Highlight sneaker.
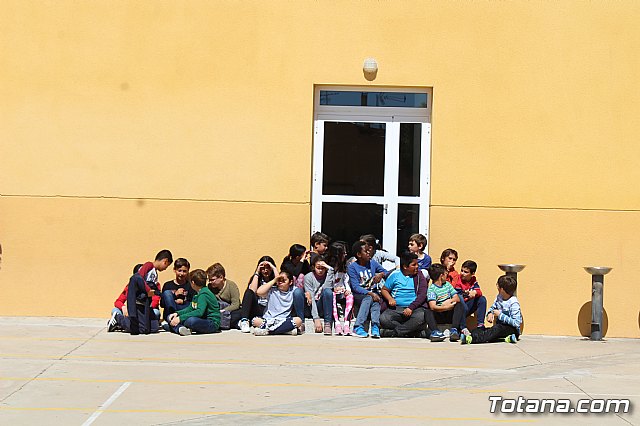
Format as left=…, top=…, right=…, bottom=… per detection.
left=505, top=334, right=518, bottom=344
left=342, top=323, right=351, bottom=336
left=370, top=324, right=380, bottom=339
left=461, top=334, right=473, bottom=345
left=107, top=312, right=118, bottom=332
left=285, top=327, right=298, bottom=336
left=353, top=326, right=368, bottom=338
left=324, top=322, right=332, bottom=336
left=476, top=323, right=485, bottom=329
left=429, top=330, right=446, bottom=342
left=240, top=319, right=251, bottom=333
left=252, top=327, right=269, bottom=336
left=443, top=328, right=451, bottom=338
left=161, top=323, right=170, bottom=332
left=449, top=328, right=460, bottom=342
left=178, top=326, right=191, bottom=336
left=334, top=322, right=343, bottom=335
left=461, top=328, right=471, bottom=336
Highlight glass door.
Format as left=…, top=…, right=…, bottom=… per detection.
left=311, top=116, right=431, bottom=256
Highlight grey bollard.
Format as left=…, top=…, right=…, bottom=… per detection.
left=584, top=267, right=612, bottom=341
left=497, top=264, right=526, bottom=296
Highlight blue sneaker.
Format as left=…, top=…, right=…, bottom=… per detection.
left=505, top=333, right=518, bottom=344
left=370, top=324, right=380, bottom=339
left=460, top=334, right=472, bottom=345
left=353, top=326, right=368, bottom=338
left=449, top=328, right=460, bottom=342
left=429, top=330, right=445, bottom=342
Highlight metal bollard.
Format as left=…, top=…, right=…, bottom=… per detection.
left=584, top=266, right=612, bottom=341
left=497, top=264, right=526, bottom=296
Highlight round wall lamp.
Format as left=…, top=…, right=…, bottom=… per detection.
left=363, top=57, right=378, bottom=81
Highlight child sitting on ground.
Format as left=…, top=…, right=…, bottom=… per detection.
left=161, top=258, right=194, bottom=321
left=107, top=263, right=142, bottom=332
left=303, top=256, right=334, bottom=334
left=252, top=263, right=303, bottom=336
left=425, top=263, right=464, bottom=342
left=165, top=269, right=221, bottom=336
left=325, top=242, right=353, bottom=335
left=454, top=260, right=487, bottom=334
left=280, top=244, right=310, bottom=290
left=360, top=234, right=400, bottom=270
left=408, top=234, right=432, bottom=277
left=206, top=262, right=242, bottom=330
left=461, top=275, right=522, bottom=344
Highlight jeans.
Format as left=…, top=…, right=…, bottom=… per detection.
left=309, top=288, right=334, bottom=323
left=424, top=302, right=465, bottom=333
left=161, top=290, right=191, bottom=321
left=170, top=316, right=218, bottom=335
left=353, top=293, right=380, bottom=329
left=292, top=287, right=305, bottom=322
left=461, top=295, right=487, bottom=328
left=470, top=322, right=518, bottom=343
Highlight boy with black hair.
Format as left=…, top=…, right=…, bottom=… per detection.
left=424, top=263, right=464, bottom=342
left=161, top=258, right=194, bottom=321
left=462, top=275, right=522, bottom=344
left=309, top=232, right=330, bottom=264
left=454, top=260, right=487, bottom=334
left=166, top=269, right=221, bottom=336
left=347, top=240, right=389, bottom=338
left=379, top=251, right=428, bottom=337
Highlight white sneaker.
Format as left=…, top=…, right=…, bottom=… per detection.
left=443, top=329, right=451, bottom=338
left=285, top=328, right=298, bottom=336
left=240, top=319, right=251, bottom=333
left=178, top=326, right=191, bottom=336
left=253, top=327, right=269, bottom=336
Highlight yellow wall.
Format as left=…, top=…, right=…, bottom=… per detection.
left=1, top=1, right=639, bottom=337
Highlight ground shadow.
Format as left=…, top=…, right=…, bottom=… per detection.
left=578, top=301, right=608, bottom=338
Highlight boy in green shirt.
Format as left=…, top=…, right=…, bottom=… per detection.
left=425, top=263, right=464, bottom=342
left=165, top=269, right=221, bottom=336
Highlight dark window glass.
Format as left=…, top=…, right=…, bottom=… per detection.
left=398, top=123, right=421, bottom=197
left=397, top=204, right=420, bottom=256
left=320, top=91, right=428, bottom=108
left=322, top=203, right=384, bottom=252
left=322, top=122, right=385, bottom=196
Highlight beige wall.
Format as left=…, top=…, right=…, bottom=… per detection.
left=1, top=1, right=639, bottom=336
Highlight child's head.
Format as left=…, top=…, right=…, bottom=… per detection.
left=497, top=275, right=517, bottom=297
left=275, top=271, right=294, bottom=292
left=351, top=240, right=371, bottom=264
left=173, top=258, right=190, bottom=283
left=408, top=234, right=427, bottom=254
left=399, top=251, right=419, bottom=275
left=440, top=248, right=458, bottom=271
left=206, top=263, right=226, bottom=291
left=427, top=263, right=446, bottom=284
left=189, top=269, right=207, bottom=291
left=310, top=232, right=330, bottom=254
left=359, top=234, right=378, bottom=251
left=154, top=249, right=174, bottom=271
left=287, top=244, right=306, bottom=262
left=133, top=263, right=143, bottom=274
left=326, top=241, right=347, bottom=271
left=256, top=256, right=276, bottom=281
left=460, top=260, right=477, bottom=283
left=311, top=255, right=328, bottom=277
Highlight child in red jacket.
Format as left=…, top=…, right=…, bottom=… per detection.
left=454, top=260, right=487, bottom=335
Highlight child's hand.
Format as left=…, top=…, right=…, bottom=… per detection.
left=305, top=292, right=312, bottom=306
left=122, top=306, right=128, bottom=317
left=369, top=293, right=381, bottom=303
left=372, top=272, right=385, bottom=283
left=403, top=307, right=412, bottom=317
left=170, top=315, right=180, bottom=327
left=492, top=309, right=501, bottom=318
left=487, top=313, right=494, bottom=323
left=388, top=298, right=397, bottom=307
left=468, top=290, right=476, bottom=298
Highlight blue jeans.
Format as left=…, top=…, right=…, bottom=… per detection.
left=461, top=295, right=487, bottom=328
left=292, top=287, right=305, bottom=322
left=161, top=290, right=190, bottom=321
left=112, top=306, right=160, bottom=320
left=310, top=288, right=335, bottom=323
left=353, top=293, right=380, bottom=329
left=170, top=316, right=218, bottom=335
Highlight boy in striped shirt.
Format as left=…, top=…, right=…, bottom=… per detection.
left=425, top=263, right=465, bottom=342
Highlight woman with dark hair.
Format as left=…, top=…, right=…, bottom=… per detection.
left=238, top=256, right=276, bottom=333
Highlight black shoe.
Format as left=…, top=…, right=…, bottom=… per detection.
left=380, top=329, right=398, bottom=338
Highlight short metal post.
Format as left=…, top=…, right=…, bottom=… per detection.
left=584, top=267, right=612, bottom=341
left=497, top=264, right=526, bottom=296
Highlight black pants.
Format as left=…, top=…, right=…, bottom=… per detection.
left=470, top=322, right=518, bottom=343
left=240, top=289, right=266, bottom=321
left=423, top=302, right=464, bottom=333
left=125, top=274, right=155, bottom=335
left=380, top=307, right=426, bottom=336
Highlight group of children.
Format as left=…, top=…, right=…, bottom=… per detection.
left=107, top=232, right=522, bottom=344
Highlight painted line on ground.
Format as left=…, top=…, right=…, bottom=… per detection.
left=506, top=390, right=640, bottom=397
left=0, top=406, right=535, bottom=422
left=0, top=376, right=504, bottom=393
left=80, top=381, right=131, bottom=426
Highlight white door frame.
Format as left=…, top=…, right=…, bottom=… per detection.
left=312, top=86, right=432, bottom=253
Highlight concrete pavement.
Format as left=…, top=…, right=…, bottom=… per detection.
left=0, top=316, right=638, bottom=425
